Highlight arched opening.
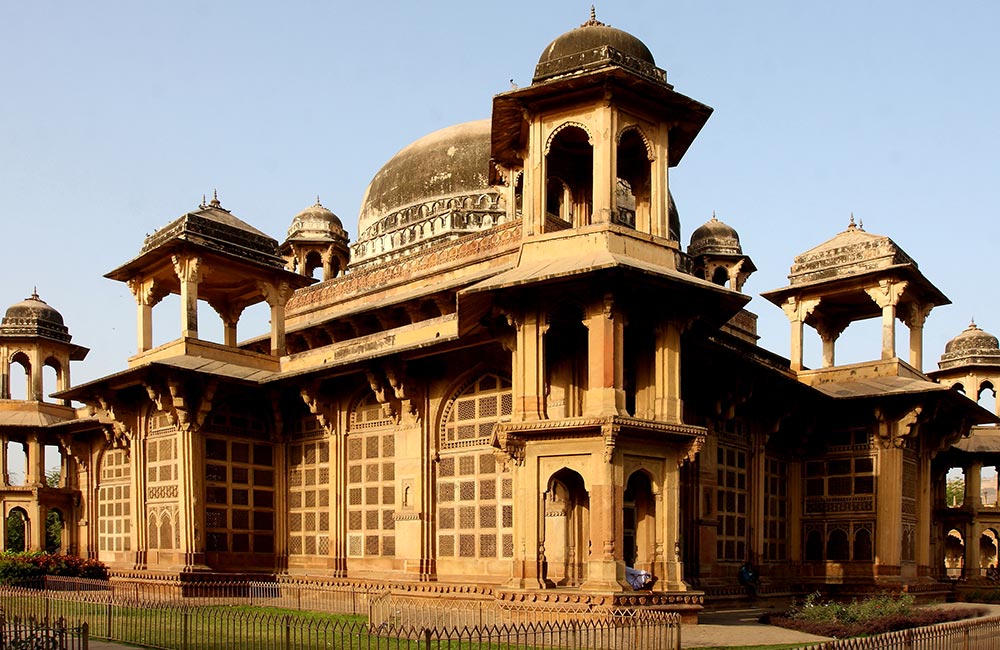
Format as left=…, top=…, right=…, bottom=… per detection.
left=45, top=508, right=63, bottom=554
left=978, top=382, right=997, bottom=420
left=827, top=528, right=849, bottom=561
left=545, top=125, right=592, bottom=230
left=6, top=441, right=26, bottom=486
left=544, top=305, right=587, bottom=419
left=616, top=128, right=651, bottom=230
left=303, top=250, right=324, bottom=280
left=947, top=467, right=966, bottom=507
left=945, top=528, right=965, bottom=578
left=513, top=172, right=524, bottom=216
left=805, top=529, right=823, bottom=561
left=159, top=513, right=174, bottom=550
left=854, top=527, right=873, bottom=561
left=42, top=360, right=60, bottom=402
left=6, top=508, right=28, bottom=552
left=543, top=468, right=589, bottom=587
left=9, top=352, right=30, bottom=400
left=981, top=529, right=999, bottom=573
left=983, top=466, right=998, bottom=507
left=147, top=514, right=158, bottom=551
left=44, top=445, right=62, bottom=487
left=624, top=470, right=656, bottom=572
left=711, top=266, right=730, bottom=287
left=545, top=177, right=573, bottom=229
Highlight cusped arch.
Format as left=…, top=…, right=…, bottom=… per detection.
left=437, top=369, right=512, bottom=447
left=617, top=124, right=655, bottom=162
left=545, top=122, right=594, bottom=155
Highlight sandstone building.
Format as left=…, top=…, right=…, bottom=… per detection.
left=1, top=13, right=997, bottom=611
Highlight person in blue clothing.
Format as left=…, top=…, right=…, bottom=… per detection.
left=738, top=561, right=760, bottom=598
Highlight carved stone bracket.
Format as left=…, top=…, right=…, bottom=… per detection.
left=366, top=368, right=399, bottom=421
left=875, top=404, right=927, bottom=449
left=167, top=377, right=218, bottom=433
left=679, top=434, right=706, bottom=466
left=300, top=381, right=337, bottom=435
left=491, top=427, right=525, bottom=470
left=601, top=422, right=620, bottom=463
left=89, top=395, right=133, bottom=451
left=780, top=296, right=821, bottom=323
left=864, top=279, right=909, bottom=310
left=126, top=277, right=170, bottom=308
left=384, top=359, right=420, bottom=420
left=56, top=433, right=91, bottom=472
left=144, top=381, right=177, bottom=425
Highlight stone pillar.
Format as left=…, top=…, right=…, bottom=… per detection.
left=511, top=308, right=547, bottom=421
left=330, top=424, right=347, bottom=577
left=26, top=434, right=43, bottom=487
left=865, top=281, right=908, bottom=361
left=175, top=422, right=207, bottom=571
left=901, top=304, right=932, bottom=372
left=258, top=281, right=294, bottom=357
left=780, top=297, right=819, bottom=372
left=131, top=429, right=147, bottom=570
left=525, top=118, right=544, bottom=237
left=815, top=318, right=847, bottom=369
left=172, top=255, right=204, bottom=340
left=0, top=347, right=9, bottom=399
left=967, top=462, right=983, bottom=508
left=210, top=301, right=246, bottom=349
left=507, top=452, right=545, bottom=589
left=584, top=296, right=624, bottom=418
left=653, top=322, right=684, bottom=423
left=967, top=521, right=982, bottom=578
left=591, top=104, right=617, bottom=224
left=582, top=439, right=624, bottom=590
left=649, top=125, right=670, bottom=239
left=915, top=453, right=932, bottom=576
left=29, top=349, right=43, bottom=402
left=749, top=434, right=767, bottom=565
left=127, top=278, right=166, bottom=354
left=0, top=436, right=8, bottom=486
left=661, top=457, right=685, bottom=589
left=875, top=443, right=904, bottom=575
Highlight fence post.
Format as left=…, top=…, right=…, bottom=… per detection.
left=297, top=586, right=302, bottom=611
left=424, top=627, right=432, bottom=650
left=81, top=621, right=89, bottom=650
left=183, top=607, right=189, bottom=650
left=105, top=599, right=112, bottom=640
left=964, top=626, right=970, bottom=650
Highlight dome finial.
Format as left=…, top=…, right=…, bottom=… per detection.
left=210, top=189, right=221, bottom=208
left=582, top=5, right=605, bottom=27
left=848, top=213, right=857, bottom=231
left=31, top=287, right=38, bottom=300
left=200, top=194, right=207, bottom=209
left=315, top=195, right=322, bottom=207
left=711, top=210, right=718, bottom=222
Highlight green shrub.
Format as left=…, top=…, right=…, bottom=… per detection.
left=0, top=552, right=109, bottom=583
left=789, top=591, right=916, bottom=625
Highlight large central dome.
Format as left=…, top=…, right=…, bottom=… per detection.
left=351, top=120, right=506, bottom=268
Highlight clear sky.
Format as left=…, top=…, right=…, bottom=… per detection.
left=1, top=1, right=998, bottom=391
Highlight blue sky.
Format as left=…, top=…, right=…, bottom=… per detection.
left=1, top=1, right=998, bottom=389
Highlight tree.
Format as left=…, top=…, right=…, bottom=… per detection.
left=45, top=468, right=60, bottom=488
left=5, top=511, right=25, bottom=552
left=946, top=478, right=965, bottom=507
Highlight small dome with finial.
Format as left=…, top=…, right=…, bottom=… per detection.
left=939, top=320, right=1000, bottom=370
left=688, top=212, right=743, bottom=257
left=0, top=290, right=72, bottom=342
left=534, top=7, right=661, bottom=83
left=285, top=197, right=349, bottom=244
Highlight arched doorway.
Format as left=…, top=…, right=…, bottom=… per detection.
left=45, top=508, right=64, bottom=554
left=6, top=507, right=28, bottom=552
left=624, top=471, right=656, bottom=573
left=980, top=529, right=999, bottom=574
left=543, top=468, right=589, bottom=587
left=945, top=528, right=965, bottom=579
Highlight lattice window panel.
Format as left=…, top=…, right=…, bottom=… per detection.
left=715, top=444, right=747, bottom=563
left=288, top=435, right=331, bottom=557
left=203, top=437, right=275, bottom=555
left=347, top=394, right=396, bottom=558
left=441, top=374, right=513, bottom=447
left=437, top=375, right=515, bottom=559
left=145, top=434, right=178, bottom=501
left=763, top=456, right=788, bottom=562
left=803, top=453, right=876, bottom=510
left=97, top=449, right=131, bottom=557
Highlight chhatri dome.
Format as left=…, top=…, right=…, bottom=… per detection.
left=285, top=198, right=348, bottom=245
left=688, top=213, right=743, bottom=257
left=0, top=290, right=72, bottom=343
left=938, top=321, right=1000, bottom=370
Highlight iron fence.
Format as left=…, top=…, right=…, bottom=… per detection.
left=0, top=583, right=682, bottom=650
left=0, top=612, right=88, bottom=650
left=797, top=614, right=1000, bottom=650
left=41, top=576, right=382, bottom=616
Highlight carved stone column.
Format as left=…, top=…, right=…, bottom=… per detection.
left=584, top=296, right=625, bottom=418
left=865, top=280, right=908, bottom=361
left=653, top=321, right=684, bottom=423
left=814, top=317, right=848, bottom=369
left=209, top=300, right=247, bottom=348
left=127, top=278, right=168, bottom=353
left=258, top=281, right=295, bottom=357
left=172, top=255, right=204, bottom=340
left=591, top=103, right=616, bottom=225
left=901, top=303, right=932, bottom=372
left=510, top=309, right=547, bottom=421
left=780, top=297, right=820, bottom=372
left=582, top=427, right=624, bottom=590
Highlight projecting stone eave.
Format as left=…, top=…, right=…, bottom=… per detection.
left=760, top=263, right=951, bottom=311
left=491, top=65, right=712, bottom=169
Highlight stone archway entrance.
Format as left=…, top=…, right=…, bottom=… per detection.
left=543, top=468, right=589, bottom=587
left=624, top=470, right=656, bottom=573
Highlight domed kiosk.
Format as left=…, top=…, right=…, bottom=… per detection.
left=280, top=199, right=350, bottom=281
left=687, top=213, right=756, bottom=291
left=929, top=321, right=1000, bottom=416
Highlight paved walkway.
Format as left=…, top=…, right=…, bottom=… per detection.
left=682, top=607, right=831, bottom=648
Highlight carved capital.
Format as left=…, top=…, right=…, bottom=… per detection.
left=900, top=303, right=933, bottom=329
left=679, top=434, right=706, bottom=466
left=780, top=296, right=820, bottom=322
left=875, top=405, right=925, bottom=449
left=491, top=428, right=525, bottom=470
left=601, top=422, right=620, bottom=463
left=208, top=299, right=249, bottom=327
left=257, top=280, right=295, bottom=309
left=300, top=382, right=336, bottom=435
left=127, top=277, right=170, bottom=308
left=864, top=280, right=908, bottom=309
left=171, top=254, right=204, bottom=284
